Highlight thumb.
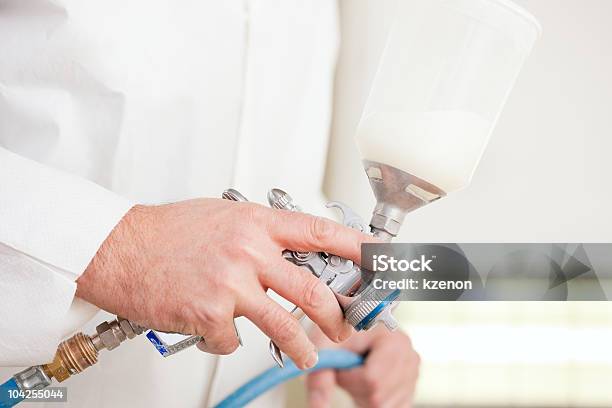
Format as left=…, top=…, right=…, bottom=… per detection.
left=306, top=369, right=336, bottom=408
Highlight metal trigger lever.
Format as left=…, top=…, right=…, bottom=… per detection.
left=269, top=307, right=306, bottom=368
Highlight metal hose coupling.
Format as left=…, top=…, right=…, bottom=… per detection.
left=41, top=317, right=144, bottom=383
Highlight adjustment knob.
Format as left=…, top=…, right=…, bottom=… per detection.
left=267, top=188, right=301, bottom=211
left=344, top=286, right=400, bottom=331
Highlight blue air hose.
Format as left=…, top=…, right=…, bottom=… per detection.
left=214, top=349, right=363, bottom=408
left=1, top=349, right=363, bottom=408
left=0, top=378, right=23, bottom=408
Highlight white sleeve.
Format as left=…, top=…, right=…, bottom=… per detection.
left=0, top=147, right=134, bottom=366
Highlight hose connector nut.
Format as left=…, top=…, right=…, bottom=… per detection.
left=13, top=366, right=52, bottom=391
left=95, top=321, right=124, bottom=351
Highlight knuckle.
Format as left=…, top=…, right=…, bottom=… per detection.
left=274, top=314, right=300, bottom=344
left=206, top=268, right=233, bottom=294
left=240, top=203, right=268, bottom=225
left=230, top=225, right=258, bottom=252
left=309, top=216, right=336, bottom=244
left=234, top=238, right=264, bottom=264
left=217, top=240, right=240, bottom=261
left=227, top=239, right=268, bottom=272
left=302, top=277, right=326, bottom=310
left=231, top=232, right=251, bottom=248
left=257, top=303, right=301, bottom=345
left=192, top=303, right=226, bottom=331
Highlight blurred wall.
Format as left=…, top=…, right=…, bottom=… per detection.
left=324, top=0, right=612, bottom=243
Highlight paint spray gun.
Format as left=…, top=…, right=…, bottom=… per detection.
left=5, top=165, right=442, bottom=397
left=148, top=176, right=441, bottom=367
left=221, top=182, right=440, bottom=367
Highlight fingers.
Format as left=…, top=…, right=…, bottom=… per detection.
left=335, top=365, right=371, bottom=403
left=336, top=329, right=420, bottom=407
left=268, top=211, right=377, bottom=264
left=306, top=369, right=337, bottom=408
left=195, top=320, right=241, bottom=355
left=261, top=260, right=353, bottom=343
left=243, top=294, right=318, bottom=370
left=190, top=302, right=240, bottom=355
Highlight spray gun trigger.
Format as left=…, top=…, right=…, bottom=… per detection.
left=269, top=342, right=284, bottom=368
left=268, top=307, right=306, bottom=368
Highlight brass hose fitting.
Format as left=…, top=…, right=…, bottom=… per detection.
left=41, top=317, right=144, bottom=383
left=42, top=333, right=97, bottom=382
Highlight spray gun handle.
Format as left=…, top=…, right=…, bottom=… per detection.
left=264, top=188, right=400, bottom=367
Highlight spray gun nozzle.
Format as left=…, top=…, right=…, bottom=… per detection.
left=364, top=160, right=446, bottom=240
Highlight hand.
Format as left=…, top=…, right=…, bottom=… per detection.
left=76, top=198, right=375, bottom=369
left=307, top=325, right=420, bottom=408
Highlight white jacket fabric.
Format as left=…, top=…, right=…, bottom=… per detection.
left=0, top=0, right=339, bottom=406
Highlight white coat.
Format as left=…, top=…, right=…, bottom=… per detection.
left=0, top=0, right=340, bottom=406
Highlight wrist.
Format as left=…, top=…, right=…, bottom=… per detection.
left=75, top=205, right=150, bottom=313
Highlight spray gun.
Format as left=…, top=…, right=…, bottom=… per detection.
left=227, top=178, right=442, bottom=366
left=3, top=176, right=431, bottom=398
left=142, top=168, right=446, bottom=366
left=237, top=182, right=438, bottom=367
left=262, top=174, right=444, bottom=366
